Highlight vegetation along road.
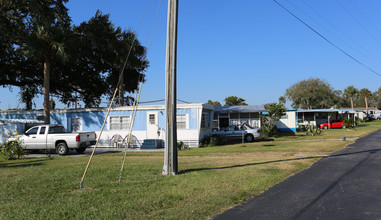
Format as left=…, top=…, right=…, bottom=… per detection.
left=1, top=120, right=381, bottom=219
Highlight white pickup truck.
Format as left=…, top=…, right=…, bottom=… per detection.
left=11, top=124, right=96, bottom=155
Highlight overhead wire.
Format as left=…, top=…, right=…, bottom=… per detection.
left=272, top=0, right=381, bottom=78
left=335, top=0, right=381, bottom=46
left=297, top=0, right=381, bottom=67
left=349, top=0, right=381, bottom=36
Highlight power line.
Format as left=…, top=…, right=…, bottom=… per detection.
left=272, top=0, right=381, bottom=78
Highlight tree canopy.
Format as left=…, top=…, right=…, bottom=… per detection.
left=0, top=1, right=149, bottom=122
left=207, top=100, right=221, bottom=107
left=285, top=78, right=338, bottom=109
left=224, top=96, right=248, bottom=106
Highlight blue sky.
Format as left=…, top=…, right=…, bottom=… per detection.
left=2, top=0, right=381, bottom=110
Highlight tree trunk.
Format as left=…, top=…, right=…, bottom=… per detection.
left=350, top=96, right=354, bottom=109
left=43, top=58, right=51, bottom=124
left=118, top=64, right=124, bottom=106
left=365, top=96, right=368, bottom=115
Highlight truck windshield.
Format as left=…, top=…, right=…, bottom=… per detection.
left=49, top=126, right=66, bottom=134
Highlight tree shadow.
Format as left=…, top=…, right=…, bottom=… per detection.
left=179, top=148, right=381, bottom=175
left=178, top=156, right=321, bottom=175
left=0, top=158, right=47, bottom=169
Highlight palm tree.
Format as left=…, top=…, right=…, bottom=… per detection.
left=359, top=88, right=372, bottom=116
left=25, top=25, right=68, bottom=124
left=344, top=85, right=358, bottom=109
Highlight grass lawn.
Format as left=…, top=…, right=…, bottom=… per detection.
left=1, top=120, right=380, bottom=219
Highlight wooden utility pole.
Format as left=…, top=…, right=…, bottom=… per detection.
left=163, top=0, right=178, bottom=175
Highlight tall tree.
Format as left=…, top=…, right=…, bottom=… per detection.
left=285, top=78, right=337, bottom=109
left=359, top=88, right=372, bottom=115
left=0, top=0, right=71, bottom=123
left=1, top=5, right=149, bottom=111
left=224, top=96, right=248, bottom=106
left=344, top=85, right=358, bottom=109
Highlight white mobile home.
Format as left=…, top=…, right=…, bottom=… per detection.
left=0, top=103, right=214, bottom=148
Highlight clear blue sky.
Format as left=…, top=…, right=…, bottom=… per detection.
left=2, top=0, right=381, bottom=110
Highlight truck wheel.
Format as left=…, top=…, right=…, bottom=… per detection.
left=323, top=125, right=328, bottom=129
left=56, top=142, right=68, bottom=155
left=75, top=147, right=86, bottom=154
left=245, top=134, right=254, bottom=142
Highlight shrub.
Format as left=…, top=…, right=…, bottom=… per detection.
left=260, top=117, right=278, bottom=138
left=343, top=118, right=355, bottom=128
left=0, top=132, right=27, bottom=160
left=177, top=141, right=187, bottom=150
left=199, top=134, right=226, bottom=147
left=305, top=125, right=322, bottom=136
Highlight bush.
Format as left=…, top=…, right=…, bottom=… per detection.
left=0, top=132, right=27, bottom=160
left=305, top=125, right=322, bottom=136
left=260, top=117, right=278, bottom=138
left=177, top=141, right=187, bottom=150
left=199, top=134, right=226, bottom=147
left=343, top=118, right=355, bottom=128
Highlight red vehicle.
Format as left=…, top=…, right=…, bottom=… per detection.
left=319, top=119, right=346, bottom=129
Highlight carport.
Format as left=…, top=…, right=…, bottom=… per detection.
left=296, top=109, right=356, bottom=128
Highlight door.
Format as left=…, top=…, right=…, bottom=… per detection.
left=35, top=126, right=47, bottom=149
left=21, top=127, right=39, bottom=149
left=146, top=111, right=159, bottom=139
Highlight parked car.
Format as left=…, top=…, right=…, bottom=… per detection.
left=8, top=124, right=96, bottom=155
left=319, top=119, right=346, bottom=129
left=212, top=123, right=261, bottom=142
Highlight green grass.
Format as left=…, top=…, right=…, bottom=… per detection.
left=1, top=120, right=380, bottom=219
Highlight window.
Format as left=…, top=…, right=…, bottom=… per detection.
left=110, top=116, right=131, bottom=130
left=26, top=127, right=38, bottom=135
left=177, top=114, right=187, bottom=129
left=120, top=116, right=130, bottom=130
left=201, top=113, right=209, bottom=129
left=39, top=127, right=46, bottom=135
left=49, top=126, right=66, bottom=134
left=71, top=117, right=82, bottom=132
left=149, top=114, right=155, bottom=125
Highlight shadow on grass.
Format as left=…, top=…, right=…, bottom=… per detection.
left=180, top=147, right=381, bottom=175
left=0, top=158, right=48, bottom=168
left=178, top=156, right=321, bottom=175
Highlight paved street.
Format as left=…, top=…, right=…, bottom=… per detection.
left=215, top=130, right=381, bottom=220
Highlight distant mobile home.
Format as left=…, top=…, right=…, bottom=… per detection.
left=277, top=109, right=357, bottom=132
left=0, top=103, right=214, bottom=148
left=212, top=105, right=266, bottom=130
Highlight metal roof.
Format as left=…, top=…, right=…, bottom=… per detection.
left=296, top=109, right=356, bottom=113
left=0, top=119, right=44, bottom=124
left=214, top=105, right=266, bottom=113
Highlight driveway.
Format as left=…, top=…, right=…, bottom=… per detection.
left=214, top=129, right=381, bottom=219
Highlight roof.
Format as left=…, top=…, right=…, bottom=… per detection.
left=296, top=109, right=357, bottom=113
left=214, top=105, right=266, bottom=113
left=0, top=103, right=214, bottom=114
left=0, top=119, right=44, bottom=124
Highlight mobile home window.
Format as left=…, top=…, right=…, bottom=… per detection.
left=149, top=114, right=155, bottom=125
left=201, top=113, right=209, bottom=129
left=110, top=116, right=130, bottom=130
left=120, top=116, right=130, bottom=130
left=177, top=114, right=187, bottom=129
left=71, top=117, right=82, bottom=132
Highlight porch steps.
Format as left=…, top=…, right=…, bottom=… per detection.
left=140, top=139, right=163, bottom=149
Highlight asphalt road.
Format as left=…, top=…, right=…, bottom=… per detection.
left=214, top=129, right=381, bottom=220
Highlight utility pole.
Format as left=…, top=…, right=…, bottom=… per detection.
left=163, top=0, right=178, bottom=175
